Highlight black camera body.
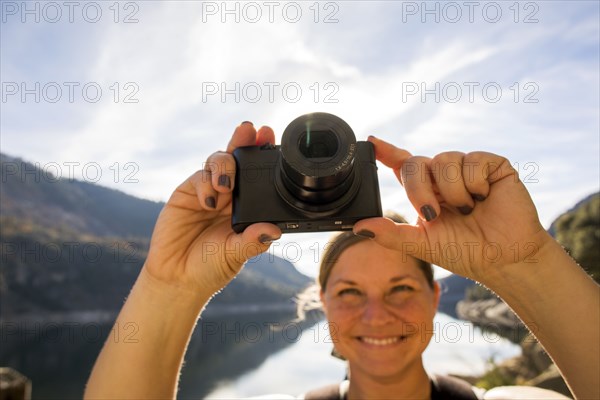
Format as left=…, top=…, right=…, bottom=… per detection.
left=231, top=113, right=382, bottom=233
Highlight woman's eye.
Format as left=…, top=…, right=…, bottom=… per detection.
left=339, top=288, right=362, bottom=296
left=391, top=285, right=414, bottom=293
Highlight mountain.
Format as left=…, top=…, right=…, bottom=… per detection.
left=436, top=274, right=477, bottom=318
left=547, top=192, right=598, bottom=238
left=0, top=153, right=311, bottom=320
left=0, top=153, right=163, bottom=238
left=549, top=192, right=599, bottom=283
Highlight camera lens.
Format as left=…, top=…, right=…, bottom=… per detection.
left=298, top=131, right=339, bottom=159
left=276, top=112, right=361, bottom=215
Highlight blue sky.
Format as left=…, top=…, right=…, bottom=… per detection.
left=2, top=0, right=599, bottom=277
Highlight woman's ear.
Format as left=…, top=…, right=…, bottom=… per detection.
left=320, top=289, right=329, bottom=316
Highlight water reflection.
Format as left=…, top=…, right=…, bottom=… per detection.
left=178, top=311, right=320, bottom=398
left=0, top=310, right=315, bottom=399
left=0, top=312, right=520, bottom=399
left=0, top=319, right=113, bottom=399
left=204, top=314, right=522, bottom=398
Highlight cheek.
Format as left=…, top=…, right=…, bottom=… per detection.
left=399, top=297, right=437, bottom=342
left=392, top=295, right=437, bottom=323
left=324, top=304, right=362, bottom=337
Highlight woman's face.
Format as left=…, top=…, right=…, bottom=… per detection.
left=321, top=240, right=440, bottom=379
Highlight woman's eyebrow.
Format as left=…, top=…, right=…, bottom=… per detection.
left=330, top=279, right=358, bottom=286
left=389, top=275, right=418, bottom=283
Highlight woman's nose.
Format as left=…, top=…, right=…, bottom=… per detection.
left=360, top=298, right=397, bottom=326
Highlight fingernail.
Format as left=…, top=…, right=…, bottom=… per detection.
left=205, top=196, right=216, bottom=209
left=472, top=194, right=486, bottom=202
left=421, top=205, right=437, bottom=222
left=241, top=121, right=253, bottom=126
left=355, top=229, right=375, bottom=239
left=368, top=135, right=377, bottom=140
left=458, top=205, right=473, bottom=215
left=218, top=175, right=231, bottom=188
left=259, top=234, right=277, bottom=244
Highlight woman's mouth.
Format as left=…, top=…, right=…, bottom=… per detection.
left=358, top=336, right=407, bottom=346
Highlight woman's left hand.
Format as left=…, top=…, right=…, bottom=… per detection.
left=353, top=136, right=553, bottom=284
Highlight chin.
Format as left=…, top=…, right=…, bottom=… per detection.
left=343, top=335, right=426, bottom=378
left=348, top=356, right=423, bottom=382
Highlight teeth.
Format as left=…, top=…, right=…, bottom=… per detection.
left=361, top=336, right=401, bottom=346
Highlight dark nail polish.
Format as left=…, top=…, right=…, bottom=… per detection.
left=354, top=229, right=375, bottom=239
left=205, top=196, right=216, bottom=209
left=241, top=121, right=253, bottom=126
left=458, top=205, right=473, bottom=215
left=421, top=205, right=437, bottom=222
left=368, top=135, right=377, bottom=140
left=218, top=175, right=231, bottom=188
left=472, top=194, right=487, bottom=202
left=259, top=234, right=276, bottom=244
left=355, top=229, right=375, bottom=239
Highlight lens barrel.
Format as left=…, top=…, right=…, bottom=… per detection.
left=277, top=113, right=360, bottom=214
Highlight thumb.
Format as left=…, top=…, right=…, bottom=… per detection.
left=353, top=217, right=427, bottom=260
left=224, top=222, right=282, bottom=270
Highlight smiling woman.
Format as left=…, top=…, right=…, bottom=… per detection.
left=297, top=215, right=565, bottom=399
left=294, top=214, right=531, bottom=399
left=83, top=122, right=598, bottom=400
left=320, top=238, right=440, bottom=398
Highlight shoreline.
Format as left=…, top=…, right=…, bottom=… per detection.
left=0, top=303, right=300, bottom=325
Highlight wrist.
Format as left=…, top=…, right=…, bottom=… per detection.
left=477, top=234, right=575, bottom=304
left=475, top=231, right=556, bottom=286
left=138, top=266, right=212, bottom=313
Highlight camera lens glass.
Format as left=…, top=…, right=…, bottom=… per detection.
left=298, top=131, right=339, bottom=159
left=277, top=113, right=360, bottom=213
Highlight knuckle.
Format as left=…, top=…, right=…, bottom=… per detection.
left=192, top=169, right=210, bottom=182
left=206, top=151, right=231, bottom=168
left=465, top=151, right=495, bottom=165
left=202, top=161, right=215, bottom=173
left=402, top=156, right=428, bottom=172
left=401, top=158, right=421, bottom=177
left=431, top=151, right=464, bottom=167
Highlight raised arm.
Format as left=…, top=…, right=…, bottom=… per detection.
left=354, top=136, right=599, bottom=400
left=84, top=123, right=282, bottom=399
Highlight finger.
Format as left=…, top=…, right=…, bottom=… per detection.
left=430, top=151, right=475, bottom=215
left=368, top=136, right=413, bottom=183
left=206, top=151, right=236, bottom=193
left=353, top=217, right=430, bottom=261
left=256, top=125, right=276, bottom=146
left=463, top=151, right=518, bottom=200
left=224, top=222, right=282, bottom=268
left=184, top=170, right=220, bottom=211
left=226, top=121, right=258, bottom=153
left=401, top=156, right=440, bottom=222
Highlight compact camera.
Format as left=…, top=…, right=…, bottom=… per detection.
left=231, top=112, right=382, bottom=233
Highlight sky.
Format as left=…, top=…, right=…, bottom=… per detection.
left=1, top=0, right=599, bottom=278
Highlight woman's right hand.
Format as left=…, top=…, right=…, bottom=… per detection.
left=142, top=122, right=282, bottom=297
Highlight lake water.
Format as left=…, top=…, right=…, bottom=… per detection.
left=1, top=312, right=520, bottom=399
left=190, top=313, right=521, bottom=398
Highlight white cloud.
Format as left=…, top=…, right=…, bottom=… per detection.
left=1, top=1, right=598, bottom=276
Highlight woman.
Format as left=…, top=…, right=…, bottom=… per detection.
left=84, top=122, right=599, bottom=399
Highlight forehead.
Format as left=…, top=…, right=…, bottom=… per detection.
left=328, top=240, right=423, bottom=283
